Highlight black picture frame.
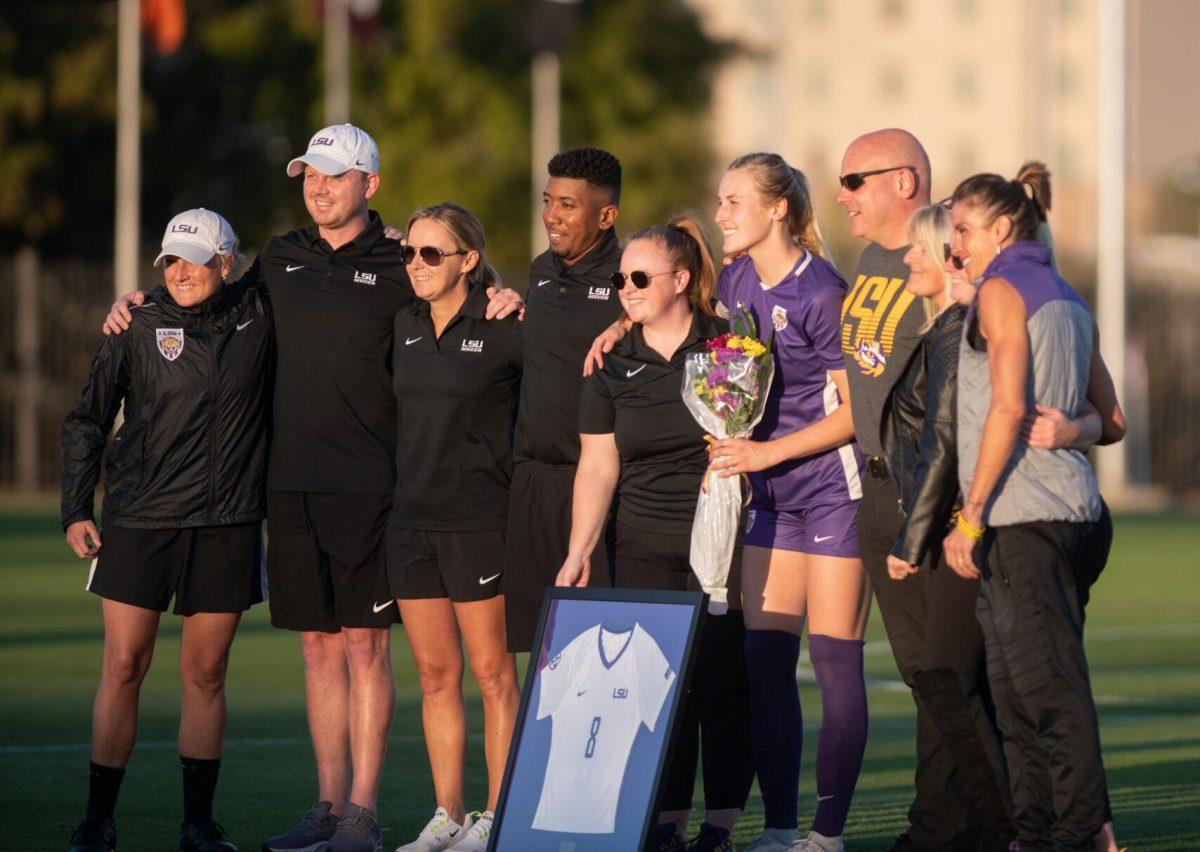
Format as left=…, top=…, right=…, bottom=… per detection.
left=489, top=587, right=706, bottom=851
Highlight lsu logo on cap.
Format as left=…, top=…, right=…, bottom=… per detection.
left=170, top=223, right=199, bottom=234
left=771, top=305, right=788, bottom=332
left=156, top=328, right=185, bottom=362
left=313, top=137, right=335, bottom=147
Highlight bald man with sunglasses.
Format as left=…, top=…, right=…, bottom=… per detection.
left=835, top=129, right=1013, bottom=852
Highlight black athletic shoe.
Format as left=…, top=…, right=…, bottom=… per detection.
left=261, top=802, right=338, bottom=852
left=327, top=804, right=381, bottom=852
left=70, top=815, right=116, bottom=852
left=647, top=822, right=686, bottom=852
left=687, top=823, right=734, bottom=852
left=180, top=817, right=237, bottom=851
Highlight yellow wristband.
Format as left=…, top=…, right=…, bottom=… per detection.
left=956, top=513, right=985, bottom=539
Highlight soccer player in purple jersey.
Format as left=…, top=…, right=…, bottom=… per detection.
left=707, top=153, right=868, bottom=852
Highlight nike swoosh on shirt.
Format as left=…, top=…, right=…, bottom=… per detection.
left=626, top=365, right=646, bottom=378
left=236, top=320, right=253, bottom=331
left=576, top=689, right=588, bottom=697
left=817, top=794, right=835, bottom=802
left=405, top=336, right=423, bottom=345
left=536, top=279, right=551, bottom=287
left=372, top=600, right=395, bottom=613
left=285, top=264, right=305, bottom=272
left=479, top=572, right=502, bottom=585
left=814, top=535, right=834, bottom=543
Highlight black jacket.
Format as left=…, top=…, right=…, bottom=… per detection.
left=884, top=304, right=966, bottom=565
left=61, top=284, right=273, bottom=530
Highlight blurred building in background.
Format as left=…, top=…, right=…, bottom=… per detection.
left=688, top=0, right=1200, bottom=258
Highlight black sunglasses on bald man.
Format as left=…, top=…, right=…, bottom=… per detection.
left=839, top=165, right=916, bottom=192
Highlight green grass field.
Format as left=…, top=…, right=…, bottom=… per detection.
left=2, top=505, right=1198, bottom=850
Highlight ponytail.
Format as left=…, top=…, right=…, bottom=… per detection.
left=628, top=214, right=717, bottom=316
left=726, top=152, right=828, bottom=258
left=950, top=159, right=1052, bottom=243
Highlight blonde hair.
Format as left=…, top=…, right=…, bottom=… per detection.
left=627, top=214, right=717, bottom=316
left=906, top=205, right=955, bottom=332
left=726, top=152, right=828, bottom=258
left=404, top=202, right=500, bottom=289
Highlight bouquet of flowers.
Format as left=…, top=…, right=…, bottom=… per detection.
left=682, top=307, right=774, bottom=613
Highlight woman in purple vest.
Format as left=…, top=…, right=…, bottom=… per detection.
left=944, top=162, right=1113, bottom=852
left=707, top=153, right=867, bottom=852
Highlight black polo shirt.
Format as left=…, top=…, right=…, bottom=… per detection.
left=243, top=211, right=413, bottom=493
left=390, top=285, right=523, bottom=531
left=515, top=228, right=624, bottom=465
left=579, top=311, right=728, bottom=534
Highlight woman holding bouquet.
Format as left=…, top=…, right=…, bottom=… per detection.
left=387, top=204, right=522, bottom=852
left=557, top=216, right=755, bottom=852
left=709, top=153, right=867, bottom=852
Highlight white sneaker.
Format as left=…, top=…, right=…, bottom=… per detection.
left=449, top=811, right=492, bottom=852
left=744, top=828, right=797, bottom=852
left=394, top=808, right=473, bottom=852
left=790, top=831, right=844, bottom=852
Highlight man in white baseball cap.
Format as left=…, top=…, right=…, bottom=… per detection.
left=286, top=123, right=380, bottom=178
left=153, top=208, right=238, bottom=269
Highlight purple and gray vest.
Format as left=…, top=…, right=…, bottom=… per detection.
left=957, top=241, right=1101, bottom=526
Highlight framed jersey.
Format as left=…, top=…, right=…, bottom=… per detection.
left=491, top=587, right=705, bottom=851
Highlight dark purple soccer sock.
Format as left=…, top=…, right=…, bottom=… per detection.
left=808, top=634, right=868, bottom=838
left=744, top=629, right=802, bottom=830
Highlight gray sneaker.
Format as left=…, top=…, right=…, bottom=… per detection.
left=261, top=802, right=338, bottom=852
left=329, top=804, right=382, bottom=852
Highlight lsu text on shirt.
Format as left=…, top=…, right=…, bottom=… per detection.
left=718, top=252, right=862, bottom=510
left=839, top=242, right=924, bottom=458
left=532, top=622, right=676, bottom=834
left=245, top=212, right=413, bottom=494
left=390, top=285, right=523, bottom=531
left=516, top=229, right=624, bottom=466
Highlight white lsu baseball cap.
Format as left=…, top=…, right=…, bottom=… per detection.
left=154, top=208, right=238, bottom=268
left=286, top=123, right=380, bottom=178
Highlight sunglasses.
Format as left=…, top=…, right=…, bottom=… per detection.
left=943, top=243, right=965, bottom=270
left=838, top=165, right=916, bottom=191
left=609, top=270, right=676, bottom=289
left=400, top=245, right=468, bottom=266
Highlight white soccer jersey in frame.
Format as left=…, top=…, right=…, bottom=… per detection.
left=531, top=622, right=676, bottom=834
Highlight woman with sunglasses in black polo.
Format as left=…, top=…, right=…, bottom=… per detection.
left=387, top=203, right=522, bottom=852
left=558, top=217, right=754, bottom=852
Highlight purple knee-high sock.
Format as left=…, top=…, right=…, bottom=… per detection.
left=744, top=629, right=802, bottom=830
left=808, top=633, right=868, bottom=838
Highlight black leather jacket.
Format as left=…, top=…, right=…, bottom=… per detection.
left=883, top=304, right=966, bottom=565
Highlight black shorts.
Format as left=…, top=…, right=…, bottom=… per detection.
left=387, top=528, right=506, bottom=603
left=266, top=491, right=398, bottom=632
left=88, top=523, right=265, bottom=615
left=503, top=460, right=614, bottom=652
left=613, top=521, right=743, bottom=602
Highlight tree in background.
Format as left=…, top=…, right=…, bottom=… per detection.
left=2, top=0, right=725, bottom=284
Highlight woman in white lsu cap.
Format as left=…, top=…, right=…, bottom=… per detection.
left=61, top=208, right=274, bottom=852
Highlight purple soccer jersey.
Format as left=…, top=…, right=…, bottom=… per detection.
left=718, top=253, right=863, bottom=510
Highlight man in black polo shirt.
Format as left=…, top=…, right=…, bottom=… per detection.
left=504, top=147, right=625, bottom=652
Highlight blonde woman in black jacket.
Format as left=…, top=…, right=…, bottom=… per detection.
left=61, top=209, right=271, bottom=852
